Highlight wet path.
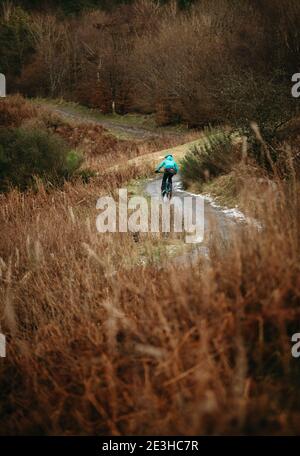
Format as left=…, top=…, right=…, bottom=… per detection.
left=145, top=175, right=243, bottom=262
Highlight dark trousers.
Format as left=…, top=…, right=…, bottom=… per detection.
left=161, top=171, right=173, bottom=194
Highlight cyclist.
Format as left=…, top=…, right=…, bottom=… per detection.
left=155, top=154, right=179, bottom=197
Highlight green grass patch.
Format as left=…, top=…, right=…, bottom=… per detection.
left=180, top=127, right=240, bottom=187
left=201, top=172, right=240, bottom=208
left=34, top=98, right=190, bottom=135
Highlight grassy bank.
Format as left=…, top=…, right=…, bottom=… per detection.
left=1, top=96, right=300, bottom=435
left=1, top=154, right=300, bottom=435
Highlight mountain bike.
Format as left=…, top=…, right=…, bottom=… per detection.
left=156, top=170, right=174, bottom=200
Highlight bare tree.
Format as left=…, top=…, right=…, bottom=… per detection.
left=30, top=14, right=73, bottom=97
left=1, top=1, right=14, bottom=22
left=76, top=9, right=134, bottom=113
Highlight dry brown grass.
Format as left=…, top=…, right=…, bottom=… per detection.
left=0, top=147, right=300, bottom=435
left=1, top=95, right=300, bottom=436
left=0, top=94, right=38, bottom=127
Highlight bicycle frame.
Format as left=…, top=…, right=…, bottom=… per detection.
left=156, top=170, right=173, bottom=200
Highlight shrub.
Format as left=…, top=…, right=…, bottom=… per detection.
left=180, top=127, right=239, bottom=187
left=0, top=94, right=38, bottom=127
left=0, top=127, right=83, bottom=191
left=0, top=95, right=70, bottom=131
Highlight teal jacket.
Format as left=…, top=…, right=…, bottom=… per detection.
left=155, top=154, right=179, bottom=173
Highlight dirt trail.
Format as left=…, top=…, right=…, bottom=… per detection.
left=48, top=106, right=165, bottom=140
left=145, top=174, right=243, bottom=262
left=50, top=103, right=245, bottom=258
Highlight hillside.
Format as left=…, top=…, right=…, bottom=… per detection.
left=1, top=0, right=300, bottom=438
